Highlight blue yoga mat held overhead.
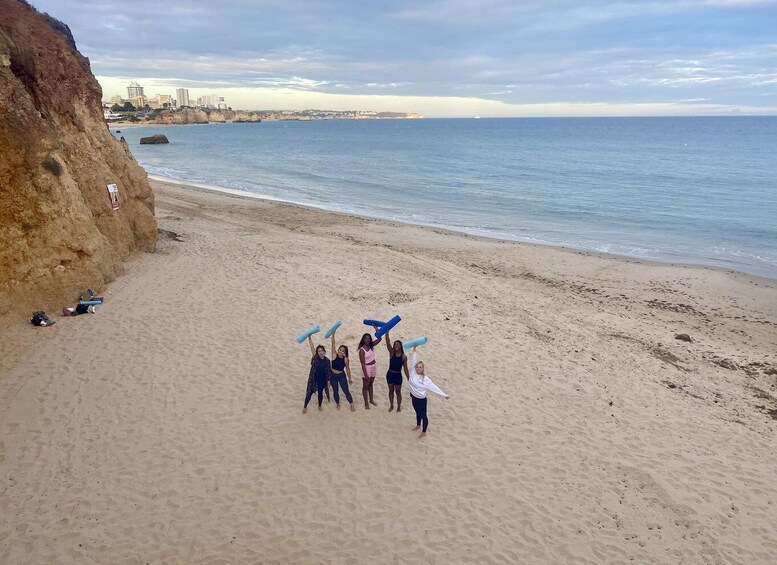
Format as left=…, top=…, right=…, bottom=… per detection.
left=374, top=315, right=401, bottom=338
left=403, top=336, right=428, bottom=350
left=363, top=319, right=386, bottom=327
left=295, top=325, right=320, bottom=344
left=324, top=321, right=342, bottom=338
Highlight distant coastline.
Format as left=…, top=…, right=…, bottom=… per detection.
left=106, top=107, right=422, bottom=126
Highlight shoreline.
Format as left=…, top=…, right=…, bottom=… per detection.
left=149, top=175, right=777, bottom=286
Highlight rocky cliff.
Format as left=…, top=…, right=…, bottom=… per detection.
left=0, top=0, right=157, bottom=314
left=147, top=108, right=263, bottom=125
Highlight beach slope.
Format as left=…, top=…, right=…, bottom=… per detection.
left=1, top=179, right=775, bottom=563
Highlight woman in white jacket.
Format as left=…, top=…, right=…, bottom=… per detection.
left=406, top=347, right=449, bottom=438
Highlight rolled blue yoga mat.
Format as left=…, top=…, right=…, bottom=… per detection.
left=295, top=325, right=320, bottom=343
left=374, top=315, right=401, bottom=338
left=324, top=321, right=342, bottom=338
left=79, top=300, right=102, bottom=306
left=363, top=319, right=386, bottom=327
left=403, top=336, right=428, bottom=349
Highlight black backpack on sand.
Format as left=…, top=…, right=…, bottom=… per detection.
left=30, top=311, right=54, bottom=327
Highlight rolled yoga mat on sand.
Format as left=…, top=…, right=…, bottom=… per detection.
left=402, top=336, right=428, bottom=349
left=295, top=325, right=320, bottom=344
left=324, top=321, right=342, bottom=338
left=78, top=300, right=103, bottom=306
left=374, top=315, right=401, bottom=338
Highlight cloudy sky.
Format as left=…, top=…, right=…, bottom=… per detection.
left=32, top=0, right=777, bottom=116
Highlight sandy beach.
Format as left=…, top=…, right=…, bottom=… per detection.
left=1, top=178, right=776, bottom=563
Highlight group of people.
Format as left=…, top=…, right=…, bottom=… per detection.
left=303, top=326, right=449, bottom=438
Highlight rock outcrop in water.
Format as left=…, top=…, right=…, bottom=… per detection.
left=0, top=0, right=157, bottom=314
left=140, top=134, right=170, bottom=145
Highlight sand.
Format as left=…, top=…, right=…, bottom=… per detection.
left=1, top=178, right=776, bottom=564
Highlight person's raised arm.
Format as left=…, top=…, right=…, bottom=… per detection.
left=331, top=330, right=336, bottom=359
left=411, top=347, right=418, bottom=369
left=371, top=326, right=382, bottom=348
left=385, top=329, right=393, bottom=354
left=307, top=334, right=315, bottom=356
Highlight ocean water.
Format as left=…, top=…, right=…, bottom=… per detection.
left=118, top=117, right=777, bottom=278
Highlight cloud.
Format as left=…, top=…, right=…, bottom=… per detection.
left=32, top=0, right=777, bottom=114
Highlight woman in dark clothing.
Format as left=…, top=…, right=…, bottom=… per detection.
left=383, top=329, right=409, bottom=413
left=303, top=335, right=331, bottom=414
left=330, top=328, right=355, bottom=412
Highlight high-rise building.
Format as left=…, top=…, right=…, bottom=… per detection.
left=127, top=81, right=144, bottom=98
left=176, top=88, right=190, bottom=107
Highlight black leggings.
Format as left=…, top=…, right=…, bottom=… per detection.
left=330, top=372, right=353, bottom=404
left=411, top=395, right=428, bottom=432
left=304, top=374, right=330, bottom=408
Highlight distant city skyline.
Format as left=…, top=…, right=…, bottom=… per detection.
left=32, top=0, right=777, bottom=117
left=108, top=83, right=226, bottom=110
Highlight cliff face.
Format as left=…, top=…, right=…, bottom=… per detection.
left=147, top=108, right=262, bottom=125
left=0, top=0, right=156, bottom=313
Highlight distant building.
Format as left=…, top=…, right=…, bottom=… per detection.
left=195, top=94, right=223, bottom=109
left=156, top=94, right=173, bottom=107
left=176, top=88, right=190, bottom=107
left=109, top=95, right=124, bottom=105
left=130, top=95, right=148, bottom=109
left=103, top=109, right=122, bottom=122
left=127, top=81, right=144, bottom=98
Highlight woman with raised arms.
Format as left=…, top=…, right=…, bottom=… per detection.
left=406, top=346, right=449, bottom=438
left=303, top=334, right=331, bottom=414
left=384, top=329, right=409, bottom=413
left=329, top=328, right=356, bottom=412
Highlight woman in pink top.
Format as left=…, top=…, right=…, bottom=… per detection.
left=358, top=330, right=382, bottom=410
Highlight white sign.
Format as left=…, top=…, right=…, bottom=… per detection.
left=106, top=183, right=119, bottom=210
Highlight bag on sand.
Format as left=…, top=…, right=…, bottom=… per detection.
left=30, top=311, right=55, bottom=327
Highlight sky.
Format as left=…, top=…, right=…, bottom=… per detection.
left=31, top=0, right=777, bottom=117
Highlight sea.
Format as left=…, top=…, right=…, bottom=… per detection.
left=117, top=117, right=777, bottom=279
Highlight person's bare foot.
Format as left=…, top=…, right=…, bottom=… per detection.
left=365, top=403, right=370, bottom=410
left=418, top=432, right=426, bottom=439
left=397, top=407, right=401, bottom=413
left=303, top=407, right=308, bottom=414
left=388, top=405, right=394, bottom=412
left=350, top=404, right=356, bottom=412
left=336, top=403, right=341, bottom=411
left=370, top=400, right=377, bottom=406
left=318, top=406, right=323, bottom=411
left=412, top=425, right=420, bottom=431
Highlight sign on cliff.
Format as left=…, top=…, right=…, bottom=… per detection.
left=107, top=183, right=119, bottom=210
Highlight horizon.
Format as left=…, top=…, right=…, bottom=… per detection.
left=31, top=0, right=777, bottom=118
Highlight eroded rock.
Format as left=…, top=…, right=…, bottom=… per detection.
left=0, top=0, right=157, bottom=312
left=140, top=134, right=170, bottom=145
